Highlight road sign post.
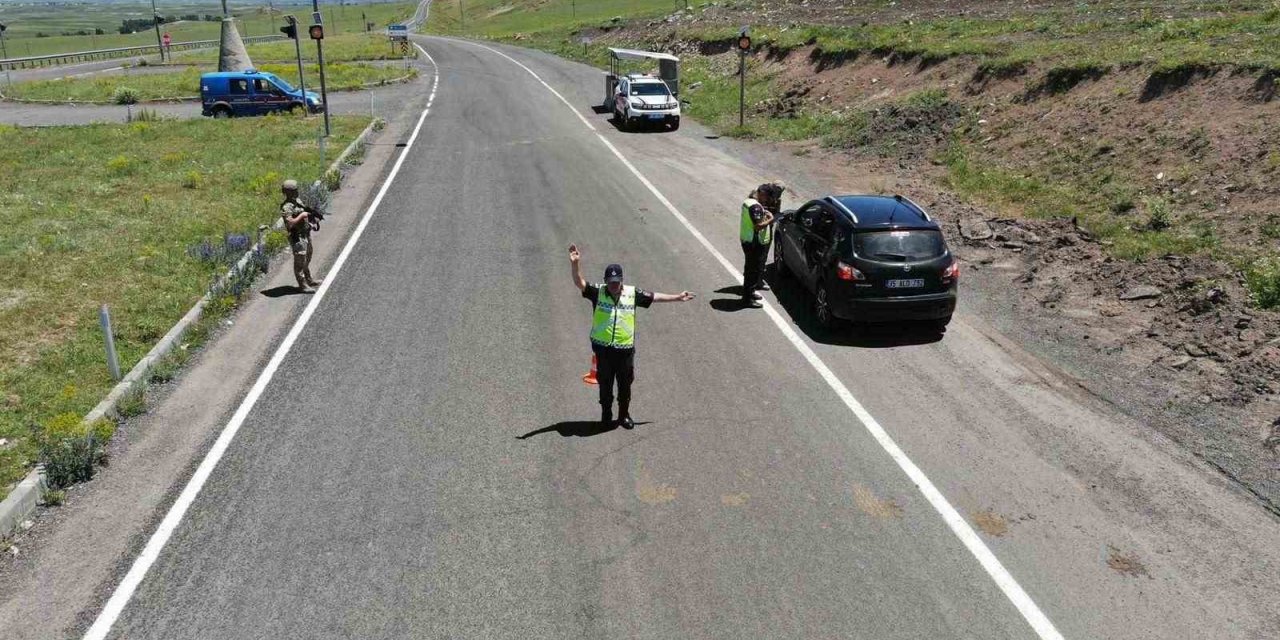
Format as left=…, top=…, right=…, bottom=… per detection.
left=150, top=0, right=165, bottom=62
left=737, top=27, right=751, bottom=128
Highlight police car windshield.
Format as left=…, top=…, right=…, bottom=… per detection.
left=630, top=83, right=670, bottom=96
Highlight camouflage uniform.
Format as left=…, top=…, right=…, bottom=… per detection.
left=280, top=179, right=318, bottom=289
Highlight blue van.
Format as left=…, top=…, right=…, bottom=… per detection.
left=200, top=70, right=322, bottom=118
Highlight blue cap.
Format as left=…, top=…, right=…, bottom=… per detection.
left=604, top=264, right=624, bottom=283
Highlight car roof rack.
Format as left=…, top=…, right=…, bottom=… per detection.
left=823, top=196, right=859, bottom=224
left=892, top=194, right=931, bottom=222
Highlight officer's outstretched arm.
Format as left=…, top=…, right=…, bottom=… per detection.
left=568, top=244, right=586, bottom=292
left=653, top=291, right=696, bottom=303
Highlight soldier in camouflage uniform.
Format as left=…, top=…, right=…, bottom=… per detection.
left=280, top=179, right=321, bottom=292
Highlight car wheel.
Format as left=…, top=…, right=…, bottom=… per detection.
left=670, top=117, right=680, bottom=131
left=814, top=281, right=839, bottom=330
left=933, top=315, right=953, bottom=332
left=212, top=107, right=231, bottom=119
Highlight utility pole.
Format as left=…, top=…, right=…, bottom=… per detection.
left=459, top=0, right=465, bottom=29
left=151, top=0, right=165, bottom=62
left=310, top=0, right=330, bottom=136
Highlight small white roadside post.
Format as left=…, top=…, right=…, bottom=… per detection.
left=99, top=305, right=121, bottom=381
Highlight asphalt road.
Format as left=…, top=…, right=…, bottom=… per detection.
left=85, top=36, right=1280, bottom=639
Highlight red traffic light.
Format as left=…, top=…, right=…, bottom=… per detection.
left=309, top=24, right=324, bottom=40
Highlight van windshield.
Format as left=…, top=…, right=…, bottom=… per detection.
left=272, top=77, right=296, bottom=93
left=854, top=230, right=946, bottom=262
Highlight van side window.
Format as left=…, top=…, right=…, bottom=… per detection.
left=229, top=79, right=248, bottom=95
left=253, top=78, right=277, bottom=94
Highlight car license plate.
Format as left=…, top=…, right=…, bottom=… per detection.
left=646, top=114, right=664, bottom=119
left=886, top=278, right=925, bottom=289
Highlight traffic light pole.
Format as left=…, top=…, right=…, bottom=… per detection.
left=150, top=0, right=164, bottom=62
left=311, top=0, right=331, bottom=136
left=284, top=16, right=306, bottom=103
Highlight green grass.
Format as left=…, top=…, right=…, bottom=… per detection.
left=0, top=114, right=369, bottom=497
left=0, top=2, right=417, bottom=59
left=6, top=61, right=414, bottom=102
left=170, top=32, right=420, bottom=65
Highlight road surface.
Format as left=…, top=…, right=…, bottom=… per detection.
left=78, top=35, right=1280, bottom=639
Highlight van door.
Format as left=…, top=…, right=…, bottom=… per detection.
left=226, top=77, right=253, bottom=115
left=252, top=78, right=291, bottom=114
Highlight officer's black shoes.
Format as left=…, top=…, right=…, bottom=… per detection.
left=619, top=416, right=635, bottom=430
left=750, top=290, right=764, bottom=301
left=758, top=282, right=771, bottom=291
left=601, top=408, right=614, bottom=428
left=744, top=298, right=763, bottom=308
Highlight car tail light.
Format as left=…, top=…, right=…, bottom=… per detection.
left=836, top=261, right=866, bottom=281
left=942, top=261, right=960, bottom=284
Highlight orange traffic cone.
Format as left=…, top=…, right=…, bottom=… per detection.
left=583, top=354, right=598, bottom=385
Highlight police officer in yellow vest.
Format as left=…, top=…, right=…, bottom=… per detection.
left=569, top=244, right=695, bottom=429
left=741, top=182, right=785, bottom=308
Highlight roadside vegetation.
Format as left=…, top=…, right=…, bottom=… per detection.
left=0, top=115, right=369, bottom=497
left=427, top=0, right=1280, bottom=299
left=4, top=61, right=414, bottom=103
left=0, top=1, right=416, bottom=59
left=169, top=32, right=422, bottom=65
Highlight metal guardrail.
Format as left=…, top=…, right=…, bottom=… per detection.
left=0, top=35, right=286, bottom=71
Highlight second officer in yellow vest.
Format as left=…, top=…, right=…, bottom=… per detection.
left=740, top=182, right=785, bottom=308
left=569, top=244, right=695, bottom=430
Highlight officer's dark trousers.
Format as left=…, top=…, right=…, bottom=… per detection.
left=741, top=241, right=770, bottom=297
left=594, top=346, right=635, bottom=415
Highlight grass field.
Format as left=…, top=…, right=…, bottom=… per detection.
left=170, top=31, right=420, bottom=65
left=0, top=1, right=417, bottom=59
left=0, top=114, right=369, bottom=496
left=6, top=60, right=415, bottom=102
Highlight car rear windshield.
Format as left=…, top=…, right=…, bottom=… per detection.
left=854, top=230, right=946, bottom=261
left=630, top=83, right=670, bottom=96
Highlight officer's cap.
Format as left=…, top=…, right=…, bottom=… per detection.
left=604, top=264, right=624, bottom=283
left=281, top=179, right=299, bottom=191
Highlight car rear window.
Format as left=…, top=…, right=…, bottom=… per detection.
left=854, top=230, right=946, bottom=261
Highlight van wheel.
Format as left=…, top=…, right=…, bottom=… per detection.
left=212, top=106, right=231, bottom=119
left=289, top=102, right=306, bottom=115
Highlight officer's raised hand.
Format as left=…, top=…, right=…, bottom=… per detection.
left=568, top=244, right=586, bottom=292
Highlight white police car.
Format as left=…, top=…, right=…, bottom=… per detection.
left=612, top=74, right=680, bottom=132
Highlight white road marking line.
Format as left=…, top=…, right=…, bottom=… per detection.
left=450, top=37, right=1067, bottom=640
left=61, top=66, right=124, bottom=79
left=80, top=44, right=442, bottom=640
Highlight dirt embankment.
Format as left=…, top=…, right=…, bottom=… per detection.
left=582, top=6, right=1280, bottom=509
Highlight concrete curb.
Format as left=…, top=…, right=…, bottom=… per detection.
left=0, top=118, right=379, bottom=541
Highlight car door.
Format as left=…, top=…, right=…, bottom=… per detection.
left=800, top=205, right=838, bottom=289
left=780, top=202, right=818, bottom=282
left=617, top=79, right=631, bottom=116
